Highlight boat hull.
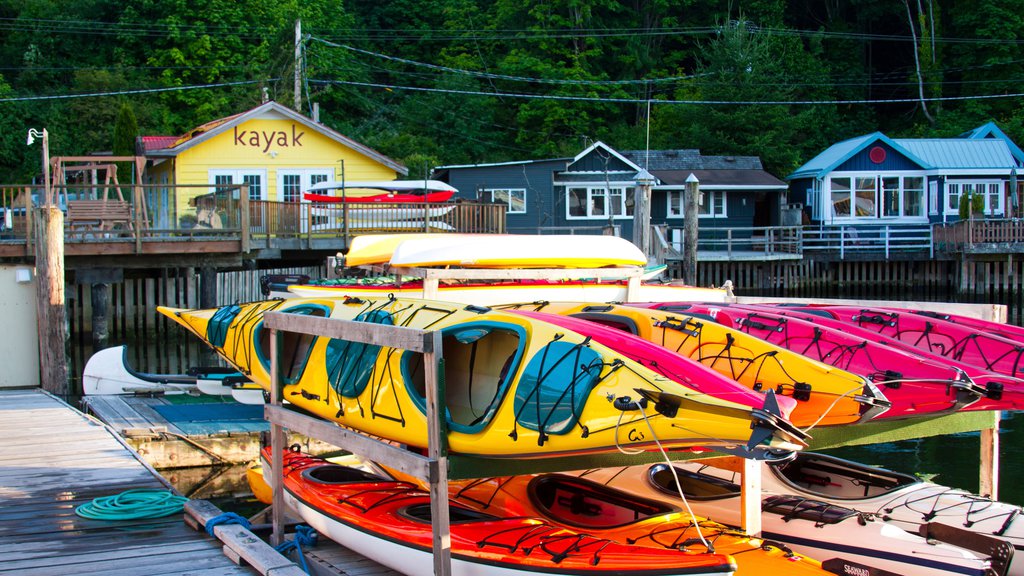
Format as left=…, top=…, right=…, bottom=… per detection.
left=266, top=448, right=739, bottom=576
left=575, top=463, right=995, bottom=576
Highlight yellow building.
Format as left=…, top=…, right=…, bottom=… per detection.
left=142, top=100, right=406, bottom=228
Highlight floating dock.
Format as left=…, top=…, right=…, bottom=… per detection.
left=0, top=388, right=269, bottom=575
left=81, top=393, right=335, bottom=468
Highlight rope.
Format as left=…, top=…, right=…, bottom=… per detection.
left=204, top=511, right=251, bottom=536
left=275, top=525, right=319, bottom=573
left=74, top=489, right=188, bottom=520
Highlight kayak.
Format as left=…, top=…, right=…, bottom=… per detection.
left=260, top=447, right=740, bottom=576
left=388, top=233, right=647, bottom=269
left=159, top=296, right=807, bottom=459
left=901, top=309, right=1024, bottom=344
left=283, top=279, right=730, bottom=307
left=641, top=303, right=987, bottom=419
left=791, top=306, right=1024, bottom=380
left=762, top=451, right=1023, bottom=576
left=82, top=344, right=248, bottom=396
left=732, top=305, right=1024, bottom=412
left=302, top=179, right=457, bottom=203
left=380, top=466, right=831, bottom=575
left=574, top=462, right=999, bottom=576
left=507, top=309, right=801, bottom=420
left=498, top=302, right=889, bottom=428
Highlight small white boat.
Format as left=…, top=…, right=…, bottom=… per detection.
left=82, top=345, right=250, bottom=397
left=576, top=461, right=1004, bottom=576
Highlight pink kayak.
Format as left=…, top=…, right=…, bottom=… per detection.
left=509, top=309, right=808, bottom=456
left=737, top=304, right=1024, bottom=412
left=788, top=306, right=1024, bottom=380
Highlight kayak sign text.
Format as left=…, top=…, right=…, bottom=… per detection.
left=233, top=125, right=305, bottom=153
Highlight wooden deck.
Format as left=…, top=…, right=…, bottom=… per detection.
left=0, top=388, right=259, bottom=576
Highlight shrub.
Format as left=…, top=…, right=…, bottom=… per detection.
left=959, top=193, right=985, bottom=219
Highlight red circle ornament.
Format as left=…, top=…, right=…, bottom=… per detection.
left=869, top=146, right=887, bottom=164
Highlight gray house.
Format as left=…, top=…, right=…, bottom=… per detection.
left=788, top=122, right=1023, bottom=226
left=433, top=141, right=788, bottom=239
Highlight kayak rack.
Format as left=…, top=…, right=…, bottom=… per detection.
left=261, top=297, right=1007, bottom=575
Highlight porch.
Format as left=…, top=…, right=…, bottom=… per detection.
left=934, top=218, right=1024, bottom=255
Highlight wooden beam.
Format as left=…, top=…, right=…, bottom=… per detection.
left=263, top=311, right=434, bottom=352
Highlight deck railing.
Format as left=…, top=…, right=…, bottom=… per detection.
left=658, top=225, right=803, bottom=261
left=934, top=218, right=1024, bottom=253
left=0, top=182, right=504, bottom=254
left=802, top=223, right=933, bottom=259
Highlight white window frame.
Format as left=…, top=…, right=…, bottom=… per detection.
left=564, top=183, right=635, bottom=220
left=666, top=189, right=727, bottom=218
left=945, top=180, right=1004, bottom=217
left=826, top=172, right=928, bottom=222
left=209, top=169, right=268, bottom=201
left=485, top=188, right=527, bottom=214
left=276, top=169, right=333, bottom=203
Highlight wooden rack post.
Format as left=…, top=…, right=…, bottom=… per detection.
left=264, top=312, right=451, bottom=575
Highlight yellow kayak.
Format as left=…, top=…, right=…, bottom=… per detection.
left=496, top=302, right=890, bottom=428
left=159, top=296, right=806, bottom=459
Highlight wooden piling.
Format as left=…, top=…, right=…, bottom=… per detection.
left=91, top=281, right=109, bottom=351
left=34, top=205, right=68, bottom=396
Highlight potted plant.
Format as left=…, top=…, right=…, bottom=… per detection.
left=959, top=193, right=985, bottom=220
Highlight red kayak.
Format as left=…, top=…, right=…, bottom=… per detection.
left=266, top=447, right=739, bottom=576
left=302, top=179, right=457, bottom=203
left=634, top=302, right=1024, bottom=413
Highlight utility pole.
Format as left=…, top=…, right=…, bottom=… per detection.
left=683, top=173, right=699, bottom=285
left=294, top=19, right=302, bottom=113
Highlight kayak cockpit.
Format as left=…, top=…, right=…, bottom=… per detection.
left=770, top=452, right=919, bottom=500
left=528, top=475, right=676, bottom=529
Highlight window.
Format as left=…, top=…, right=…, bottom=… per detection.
left=828, top=174, right=927, bottom=220
left=566, top=185, right=634, bottom=219
left=830, top=178, right=851, bottom=217
left=276, top=170, right=332, bottom=203
left=667, top=190, right=726, bottom=218
left=946, top=181, right=1004, bottom=216
left=487, top=188, right=526, bottom=214
left=209, top=170, right=267, bottom=200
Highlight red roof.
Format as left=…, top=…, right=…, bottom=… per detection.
left=141, top=136, right=180, bottom=153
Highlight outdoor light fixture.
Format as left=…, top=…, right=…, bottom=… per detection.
left=25, top=127, right=53, bottom=206
left=26, top=128, right=46, bottom=146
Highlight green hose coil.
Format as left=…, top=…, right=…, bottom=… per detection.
left=75, top=489, right=189, bottom=520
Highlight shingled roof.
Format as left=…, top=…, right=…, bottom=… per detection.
left=620, top=150, right=764, bottom=171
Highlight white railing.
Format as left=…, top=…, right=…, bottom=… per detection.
left=660, top=225, right=803, bottom=261
left=802, top=223, right=933, bottom=259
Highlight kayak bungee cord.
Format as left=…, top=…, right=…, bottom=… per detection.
left=634, top=400, right=713, bottom=553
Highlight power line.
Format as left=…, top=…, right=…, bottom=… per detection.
left=309, top=78, right=1024, bottom=106
left=0, top=79, right=274, bottom=103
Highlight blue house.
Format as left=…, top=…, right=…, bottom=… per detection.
left=788, top=123, right=1023, bottom=226
left=433, top=142, right=788, bottom=238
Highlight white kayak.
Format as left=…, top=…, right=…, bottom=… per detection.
left=576, top=461, right=1004, bottom=576
left=282, top=279, right=729, bottom=306
left=82, top=344, right=252, bottom=397
left=763, top=451, right=1022, bottom=575
left=388, top=233, right=647, bottom=268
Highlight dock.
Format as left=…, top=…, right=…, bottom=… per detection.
left=81, top=393, right=336, bottom=468
left=0, top=388, right=263, bottom=576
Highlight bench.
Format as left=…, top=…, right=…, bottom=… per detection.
left=66, top=200, right=134, bottom=232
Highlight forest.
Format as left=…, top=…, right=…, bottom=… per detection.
left=0, top=0, right=1022, bottom=182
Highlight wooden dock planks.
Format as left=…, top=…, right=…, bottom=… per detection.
left=0, top=389, right=258, bottom=576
